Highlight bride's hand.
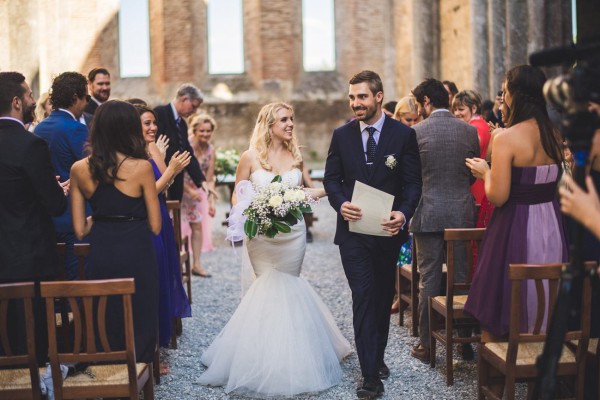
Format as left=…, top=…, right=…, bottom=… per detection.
left=305, top=187, right=326, bottom=199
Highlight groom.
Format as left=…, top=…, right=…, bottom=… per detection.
left=324, top=70, right=422, bottom=399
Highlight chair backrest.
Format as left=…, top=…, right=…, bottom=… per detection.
left=507, top=262, right=593, bottom=361
left=443, top=228, right=486, bottom=293
left=166, top=200, right=182, bottom=249
left=0, top=282, right=41, bottom=399
left=73, top=243, right=90, bottom=280
left=41, top=279, right=137, bottom=399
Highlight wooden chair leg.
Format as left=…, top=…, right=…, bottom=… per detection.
left=446, top=313, right=454, bottom=385
left=143, top=372, right=155, bottom=400
left=170, top=318, right=178, bottom=349
left=477, top=349, right=487, bottom=400
left=153, top=343, right=160, bottom=384
left=429, top=298, right=436, bottom=368
left=411, top=274, right=419, bottom=337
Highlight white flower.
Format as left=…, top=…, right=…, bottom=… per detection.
left=268, top=182, right=283, bottom=191
left=385, top=155, right=397, bottom=170
left=283, top=190, right=296, bottom=202
left=268, top=195, right=283, bottom=207
left=294, top=189, right=306, bottom=201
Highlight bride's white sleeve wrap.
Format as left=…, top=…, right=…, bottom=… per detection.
left=226, top=180, right=255, bottom=243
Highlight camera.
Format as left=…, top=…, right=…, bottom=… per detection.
left=530, top=41, right=600, bottom=150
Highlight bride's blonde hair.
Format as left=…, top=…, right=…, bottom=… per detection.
left=249, top=102, right=302, bottom=171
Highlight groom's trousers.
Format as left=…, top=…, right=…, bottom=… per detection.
left=339, top=234, right=400, bottom=379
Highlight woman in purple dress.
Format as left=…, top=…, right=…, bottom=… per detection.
left=136, top=105, right=193, bottom=351
left=464, top=65, right=567, bottom=340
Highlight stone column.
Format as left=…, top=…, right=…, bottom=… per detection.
left=412, top=0, right=440, bottom=82
left=488, top=0, right=506, bottom=98
left=470, top=0, right=489, bottom=98
left=505, top=0, right=528, bottom=68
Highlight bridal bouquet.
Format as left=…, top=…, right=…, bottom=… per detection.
left=242, top=176, right=315, bottom=239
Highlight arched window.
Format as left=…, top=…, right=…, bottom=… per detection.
left=118, top=0, right=151, bottom=77
left=208, top=0, right=244, bottom=74
left=302, top=0, right=336, bottom=71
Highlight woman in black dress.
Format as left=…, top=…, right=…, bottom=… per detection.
left=70, top=100, right=161, bottom=362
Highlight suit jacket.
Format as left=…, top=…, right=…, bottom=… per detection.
left=324, top=116, right=422, bottom=248
left=0, top=119, right=67, bottom=281
left=84, top=99, right=99, bottom=115
left=34, top=110, right=89, bottom=232
left=409, top=110, right=479, bottom=233
left=154, top=104, right=206, bottom=200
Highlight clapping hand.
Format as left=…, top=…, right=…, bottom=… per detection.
left=465, top=157, right=490, bottom=180
left=156, top=135, right=170, bottom=160
left=559, top=175, right=600, bottom=228
left=57, top=176, right=70, bottom=196
left=169, top=151, right=192, bottom=175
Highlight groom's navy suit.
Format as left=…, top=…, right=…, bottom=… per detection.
left=324, top=115, right=422, bottom=378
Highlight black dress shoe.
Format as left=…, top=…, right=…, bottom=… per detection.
left=356, top=377, right=384, bottom=399
left=378, top=362, right=390, bottom=379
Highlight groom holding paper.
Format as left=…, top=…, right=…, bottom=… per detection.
left=324, top=70, right=422, bottom=399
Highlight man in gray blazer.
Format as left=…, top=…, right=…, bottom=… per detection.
left=409, top=78, right=479, bottom=362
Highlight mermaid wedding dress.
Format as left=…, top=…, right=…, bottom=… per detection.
left=198, top=168, right=352, bottom=398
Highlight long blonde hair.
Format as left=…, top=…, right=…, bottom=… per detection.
left=249, top=102, right=302, bottom=171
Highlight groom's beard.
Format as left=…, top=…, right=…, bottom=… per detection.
left=352, top=105, right=377, bottom=122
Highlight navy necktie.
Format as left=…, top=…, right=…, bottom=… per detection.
left=366, top=126, right=377, bottom=170
left=176, top=117, right=187, bottom=150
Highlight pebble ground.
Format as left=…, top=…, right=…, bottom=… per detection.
left=155, top=199, right=484, bottom=400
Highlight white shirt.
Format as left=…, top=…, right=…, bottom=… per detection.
left=170, top=102, right=180, bottom=122
left=359, top=112, right=386, bottom=160
left=58, top=108, right=77, bottom=121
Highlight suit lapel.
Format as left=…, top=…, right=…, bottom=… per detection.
left=350, top=121, right=369, bottom=179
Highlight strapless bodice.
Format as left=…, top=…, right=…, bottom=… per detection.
left=249, top=168, right=302, bottom=188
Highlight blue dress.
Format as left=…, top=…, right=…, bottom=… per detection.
left=150, top=160, right=192, bottom=347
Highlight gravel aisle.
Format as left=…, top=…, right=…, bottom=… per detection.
left=156, top=199, right=480, bottom=400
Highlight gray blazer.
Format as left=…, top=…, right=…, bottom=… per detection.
left=409, top=110, right=480, bottom=233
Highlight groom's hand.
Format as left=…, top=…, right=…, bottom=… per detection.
left=381, top=211, right=405, bottom=236
left=341, top=201, right=362, bottom=221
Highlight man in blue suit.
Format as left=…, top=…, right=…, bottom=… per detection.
left=324, top=70, right=422, bottom=399
left=35, top=71, right=89, bottom=280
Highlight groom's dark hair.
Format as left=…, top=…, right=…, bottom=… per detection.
left=349, top=70, right=383, bottom=97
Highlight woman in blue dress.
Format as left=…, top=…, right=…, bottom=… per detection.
left=135, top=104, right=193, bottom=350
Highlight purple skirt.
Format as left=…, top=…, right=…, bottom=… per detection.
left=464, top=165, right=568, bottom=336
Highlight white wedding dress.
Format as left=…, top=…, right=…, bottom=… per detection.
left=198, top=168, right=352, bottom=398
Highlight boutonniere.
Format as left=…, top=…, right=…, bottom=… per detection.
left=385, top=154, right=397, bottom=170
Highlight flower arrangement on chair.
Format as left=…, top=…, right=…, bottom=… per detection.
left=215, top=148, right=240, bottom=181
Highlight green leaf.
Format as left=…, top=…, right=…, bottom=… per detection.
left=284, top=213, right=298, bottom=225
left=273, top=220, right=291, bottom=233
left=266, top=226, right=278, bottom=238
left=290, top=208, right=303, bottom=221
left=299, top=205, right=312, bottom=213
left=244, top=220, right=258, bottom=239
left=271, top=175, right=282, bottom=183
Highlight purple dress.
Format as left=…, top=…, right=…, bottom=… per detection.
left=464, top=165, right=568, bottom=336
left=150, top=160, right=192, bottom=347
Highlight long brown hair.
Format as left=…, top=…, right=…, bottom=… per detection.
left=88, top=100, right=148, bottom=183
left=504, top=65, right=563, bottom=165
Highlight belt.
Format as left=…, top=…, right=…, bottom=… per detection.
left=93, top=215, right=146, bottom=222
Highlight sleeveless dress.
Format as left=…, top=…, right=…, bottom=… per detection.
left=198, top=168, right=352, bottom=398
left=150, top=160, right=192, bottom=348
left=181, top=143, right=214, bottom=252
left=86, top=182, right=159, bottom=363
left=464, top=165, right=568, bottom=337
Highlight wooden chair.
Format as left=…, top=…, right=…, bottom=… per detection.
left=166, top=200, right=192, bottom=304
left=41, top=278, right=154, bottom=400
left=0, top=282, right=42, bottom=400
left=397, top=237, right=419, bottom=337
left=478, top=263, right=592, bottom=400
left=429, top=227, right=486, bottom=385
left=73, top=243, right=89, bottom=280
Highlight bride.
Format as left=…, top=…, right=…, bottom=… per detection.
left=198, top=102, right=352, bottom=397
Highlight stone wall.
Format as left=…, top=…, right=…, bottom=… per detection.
left=0, top=0, right=573, bottom=163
